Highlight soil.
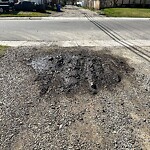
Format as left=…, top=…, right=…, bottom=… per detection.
left=0, top=46, right=150, bottom=150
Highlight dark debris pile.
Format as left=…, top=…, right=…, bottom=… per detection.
left=27, top=50, right=133, bottom=95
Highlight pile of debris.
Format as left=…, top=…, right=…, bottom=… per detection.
left=27, top=50, right=133, bottom=95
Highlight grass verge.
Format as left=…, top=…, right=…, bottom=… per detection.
left=0, top=11, right=51, bottom=17
left=102, top=8, right=150, bottom=17
left=0, top=45, right=9, bottom=57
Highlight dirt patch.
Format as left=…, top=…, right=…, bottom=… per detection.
left=25, top=49, right=134, bottom=96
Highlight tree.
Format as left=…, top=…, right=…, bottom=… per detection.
left=113, top=0, right=119, bottom=7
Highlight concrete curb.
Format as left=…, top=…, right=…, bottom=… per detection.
left=1, top=40, right=150, bottom=47
left=0, top=17, right=149, bottom=20
left=0, top=17, right=86, bottom=20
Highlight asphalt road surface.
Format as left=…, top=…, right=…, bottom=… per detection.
left=0, top=18, right=150, bottom=42
left=0, top=6, right=150, bottom=47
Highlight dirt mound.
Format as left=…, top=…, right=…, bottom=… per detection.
left=27, top=50, right=133, bottom=95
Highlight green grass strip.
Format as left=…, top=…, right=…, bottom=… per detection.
left=102, top=8, right=150, bottom=17
left=0, top=11, right=50, bottom=17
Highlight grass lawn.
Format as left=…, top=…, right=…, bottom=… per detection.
left=0, top=11, right=51, bottom=17
left=0, top=45, right=8, bottom=57
left=102, top=8, right=150, bottom=17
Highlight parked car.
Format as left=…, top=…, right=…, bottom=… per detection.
left=14, top=1, right=45, bottom=12
left=0, top=5, right=9, bottom=12
left=35, top=4, right=45, bottom=12
left=76, top=2, right=83, bottom=7
left=0, top=1, right=14, bottom=13
left=14, top=1, right=36, bottom=11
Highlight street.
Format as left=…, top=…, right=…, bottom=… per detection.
left=0, top=5, right=150, bottom=48
left=0, top=17, right=150, bottom=47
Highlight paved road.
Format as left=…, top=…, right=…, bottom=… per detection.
left=1, top=18, right=110, bottom=41
left=0, top=5, right=150, bottom=47
left=0, top=18, right=150, bottom=47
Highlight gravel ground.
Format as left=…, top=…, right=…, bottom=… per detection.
left=0, top=46, right=150, bottom=150
left=51, top=5, right=100, bottom=17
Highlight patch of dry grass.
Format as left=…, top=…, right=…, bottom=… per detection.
left=0, top=45, right=8, bottom=57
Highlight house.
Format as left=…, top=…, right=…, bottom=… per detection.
left=82, top=0, right=100, bottom=9
left=82, top=0, right=150, bottom=9
left=18, top=0, right=50, bottom=5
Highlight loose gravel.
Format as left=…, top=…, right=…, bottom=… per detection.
left=51, top=5, right=100, bottom=17
left=0, top=47, right=150, bottom=150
